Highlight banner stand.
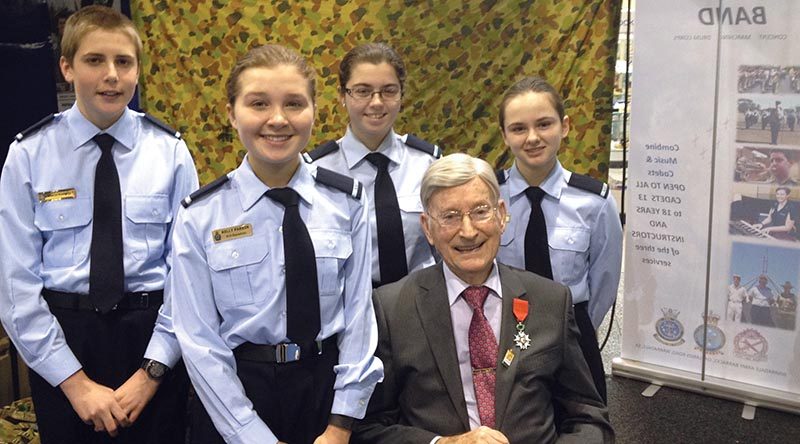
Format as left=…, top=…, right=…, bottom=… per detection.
left=612, top=357, right=800, bottom=415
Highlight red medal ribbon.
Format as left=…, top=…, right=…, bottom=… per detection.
left=513, top=298, right=529, bottom=323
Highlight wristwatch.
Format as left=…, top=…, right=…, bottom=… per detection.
left=140, top=359, right=168, bottom=381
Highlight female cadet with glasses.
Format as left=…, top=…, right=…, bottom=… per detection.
left=307, top=43, right=441, bottom=287
left=495, top=76, right=623, bottom=403
left=170, top=44, right=382, bottom=444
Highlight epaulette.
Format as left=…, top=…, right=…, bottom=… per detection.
left=404, top=134, right=442, bottom=158
left=568, top=173, right=609, bottom=198
left=495, top=169, right=508, bottom=185
left=181, top=173, right=230, bottom=208
left=303, top=140, right=339, bottom=163
left=314, top=167, right=363, bottom=200
left=143, top=113, right=181, bottom=139
left=14, top=114, right=57, bottom=142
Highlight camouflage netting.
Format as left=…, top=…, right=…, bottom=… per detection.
left=132, top=1, right=620, bottom=185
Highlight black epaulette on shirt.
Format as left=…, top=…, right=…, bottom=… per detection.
left=14, top=114, right=57, bottom=142
left=143, top=113, right=182, bottom=139
left=495, top=169, right=508, bottom=185
left=181, top=174, right=230, bottom=208
left=568, top=173, right=609, bottom=198
left=404, top=134, right=442, bottom=158
left=303, top=140, right=339, bottom=163
left=314, top=167, right=363, bottom=200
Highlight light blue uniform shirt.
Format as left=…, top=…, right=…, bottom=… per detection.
left=0, top=104, right=199, bottom=386
left=310, top=128, right=437, bottom=283
left=497, top=161, right=622, bottom=328
left=170, top=157, right=383, bottom=444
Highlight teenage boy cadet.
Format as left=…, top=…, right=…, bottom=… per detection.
left=0, top=5, right=198, bottom=443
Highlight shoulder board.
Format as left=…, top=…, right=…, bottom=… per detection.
left=315, top=167, right=363, bottom=200
left=404, top=134, right=442, bottom=158
left=495, top=169, right=508, bottom=185
left=143, top=113, right=181, bottom=139
left=568, top=173, right=609, bottom=198
left=304, top=140, right=339, bottom=163
left=15, top=114, right=57, bottom=142
left=181, top=173, right=230, bottom=208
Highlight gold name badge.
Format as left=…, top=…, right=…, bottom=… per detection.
left=212, top=223, right=253, bottom=243
left=38, top=188, right=77, bottom=203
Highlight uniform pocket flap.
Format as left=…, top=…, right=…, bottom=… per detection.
left=309, top=229, right=352, bottom=259
left=34, top=198, right=92, bottom=230
left=206, top=235, right=269, bottom=271
left=397, top=194, right=423, bottom=213
left=125, top=194, right=172, bottom=224
left=549, top=227, right=590, bottom=252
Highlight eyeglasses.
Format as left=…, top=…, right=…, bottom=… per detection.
left=344, top=85, right=402, bottom=101
left=428, top=204, right=498, bottom=228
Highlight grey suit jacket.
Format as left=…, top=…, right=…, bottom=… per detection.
left=353, top=263, right=614, bottom=444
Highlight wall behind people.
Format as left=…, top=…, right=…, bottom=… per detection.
left=132, top=1, right=620, bottom=184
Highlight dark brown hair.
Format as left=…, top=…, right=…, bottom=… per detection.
left=339, top=43, right=406, bottom=91
left=498, top=76, right=565, bottom=130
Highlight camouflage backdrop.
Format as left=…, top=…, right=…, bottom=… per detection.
left=132, top=0, right=620, bottom=185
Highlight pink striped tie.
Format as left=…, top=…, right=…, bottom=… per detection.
left=462, top=286, right=497, bottom=428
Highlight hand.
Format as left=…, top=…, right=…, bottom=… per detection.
left=114, top=368, right=160, bottom=424
left=59, top=370, right=129, bottom=436
left=313, top=424, right=351, bottom=444
left=438, top=426, right=510, bottom=444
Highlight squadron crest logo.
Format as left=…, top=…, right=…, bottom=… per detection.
left=734, top=329, right=769, bottom=361
left=654, top=308, right=685, bottom=346
left=693, top=311, right=726, bottom=354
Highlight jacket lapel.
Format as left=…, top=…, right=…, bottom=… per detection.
left=494, top=264, right=529, bottom=429
left=415, top=264, right=471, bottom=431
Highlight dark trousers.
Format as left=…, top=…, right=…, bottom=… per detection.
left=573, top=302, right=607, bottom=404
left=29, top=304, right=189, bottom=444
left=189, top=342, right=340, bottom=444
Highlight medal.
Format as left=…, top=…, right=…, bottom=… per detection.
left=513, top=298, right=531, bottom=350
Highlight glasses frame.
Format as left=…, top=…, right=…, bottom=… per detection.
left=428, top=204, right=499, bottom=229
left=344, top=86, right=403, bottom=102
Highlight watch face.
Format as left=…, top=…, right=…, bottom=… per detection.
left=145, top=361, right=166, bottom=379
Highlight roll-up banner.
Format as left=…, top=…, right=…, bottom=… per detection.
left=615, top=0, right=800, bottom=413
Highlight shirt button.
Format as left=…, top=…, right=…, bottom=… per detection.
left=280, top=265, right=285, bottom=275
left=58, top=214, right=65, bottom=221
left=358, top=399, right=366, bottom=406
left=327, top=240, right=335, bottom=249
left=231, top=251, right=240, bottom=259
left=278, top=226, right=283, bottom=233
left=152, top=208, right=160, bottom=216
left=567, top=237, right=574, bottom=244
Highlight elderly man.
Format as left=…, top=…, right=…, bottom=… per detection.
left=353, top=153, right=612, bottom=443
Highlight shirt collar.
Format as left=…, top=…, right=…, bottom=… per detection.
left=508, top=160, right=567, bottom=200
left=444, top=260, right=503, bottom=307
left=66, top=104, right=136, bottom=152
left=341, top=126, right=402, bottom=169
left=233, top=155, right=316, bottom=211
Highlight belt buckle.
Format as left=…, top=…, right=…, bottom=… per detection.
left=139, top=293, right=150, bottom=308
left=275, top=343, right=301, bottom=363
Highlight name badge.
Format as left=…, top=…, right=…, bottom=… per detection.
left=212, top=223, right=253, bottom=243
left=38, top=188, right=77, bottom=203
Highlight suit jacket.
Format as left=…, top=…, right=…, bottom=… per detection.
left=353, top=263, right=613, bottom=444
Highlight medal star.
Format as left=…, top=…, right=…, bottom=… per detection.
left=514, top=330, right=531, bottom=350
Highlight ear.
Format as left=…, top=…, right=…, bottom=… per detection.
left=226, top=103, right=237, bottom=130
left=420, top=213, right=435, bottom=246
left=561, top=115, right=571, bottom=138
left=339, top=89, right=347, bottom=107
left=497, top=198, right=509, bottom=233
left=60, top=56, right=74, bottom=83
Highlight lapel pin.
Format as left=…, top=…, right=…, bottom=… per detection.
left=502, top=349, right=515, bottom=367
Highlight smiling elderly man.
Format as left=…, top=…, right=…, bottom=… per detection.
left=353, top=153, right=613, bottom=444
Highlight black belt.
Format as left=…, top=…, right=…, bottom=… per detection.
left=234, top=336, right=338, bottom=364
left=42, top=289, right=163, bottom=312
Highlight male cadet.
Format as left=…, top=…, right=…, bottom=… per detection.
left=353, top=153, right=612, bottom=443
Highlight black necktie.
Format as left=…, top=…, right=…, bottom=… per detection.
left=89, top=134, right=124, bottom=313
left=524, top=187, right=553, bottom=280
left=365, top=153, right=408, bottom=285
left=266, top=188, right=321, bottom=343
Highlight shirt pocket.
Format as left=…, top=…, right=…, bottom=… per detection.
left=549, top=227, right=590, bottom=284
left=34, top=198, right=93, bottom=268
left=206, top=235, right=269, bottom=307
left=125, top=195, right=172, bottom=261
left=309, top=229, right=352, bottom=297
